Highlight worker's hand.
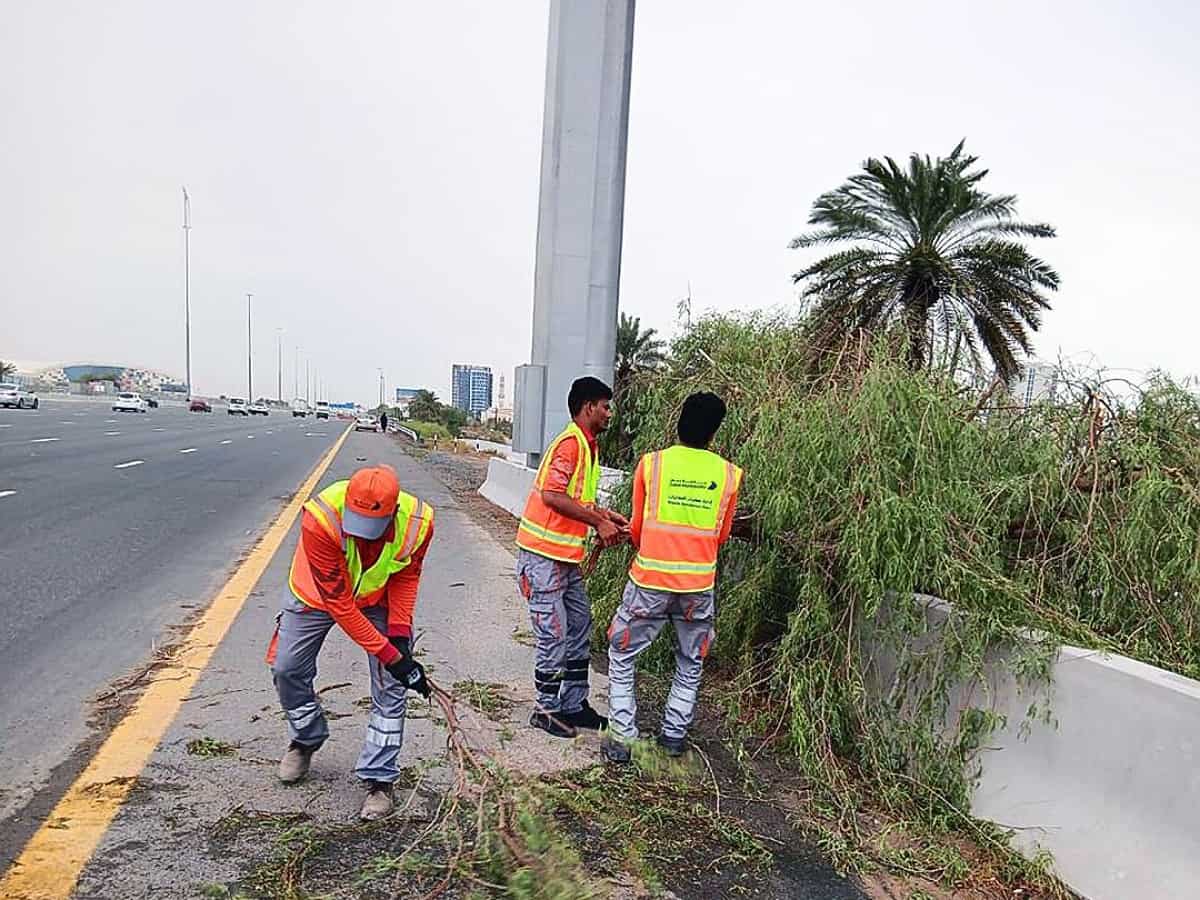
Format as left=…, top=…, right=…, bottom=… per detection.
left=385, top=655, right=431, bottom=698
left=595, top=516, right=621, bottom=546
left=603, top=508, right=630, bottom=529
left=389, top=635, right=412, bottom=659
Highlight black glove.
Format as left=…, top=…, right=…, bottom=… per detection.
left=385, top=650, right=430, bottom=698
left=390, top=636, right=411, bottom=658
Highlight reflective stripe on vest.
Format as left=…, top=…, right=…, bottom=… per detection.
left=516, top=422, right=600, bottom=563
left=628, top=446, right=742, bottom=593
left=288, top=480, right=434, bottom=609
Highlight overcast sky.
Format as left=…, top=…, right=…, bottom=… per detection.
left=3, top=1, right=1198, bottom=403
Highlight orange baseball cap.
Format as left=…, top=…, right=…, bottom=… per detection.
left=343, top=465, right=399, bottom=538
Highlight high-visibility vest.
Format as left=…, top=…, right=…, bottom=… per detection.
left=288, top=480, right=434, bottom=609
left=628, top=446, right=741, bottom=593
left=516, top=422, right=600, bottom=563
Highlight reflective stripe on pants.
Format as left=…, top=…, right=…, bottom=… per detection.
left=606, top=581, right=714, bottom=741
left=270, top=593, right=408, bottom=782
left=516, top=549, right=591, bottom=714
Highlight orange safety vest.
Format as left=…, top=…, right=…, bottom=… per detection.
left=628, top=446, right=741, bottom=593
left=516, top=422, right=600, bottom=564
left=288, top=480, right=434, bottom=610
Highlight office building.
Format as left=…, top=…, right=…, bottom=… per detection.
left=1021, top=362, right=1060, bottom=407
left=451, top=365, right=493, bottom=418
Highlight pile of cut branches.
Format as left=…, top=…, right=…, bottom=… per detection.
left=586, top=311, right=1200, bottom=885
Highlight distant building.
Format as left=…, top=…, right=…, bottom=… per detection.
left=483, top=372, right=512, bottom=421
left=451, top=365, right=493, bottom=418
left=1021, top=362, right=1060, bottom=407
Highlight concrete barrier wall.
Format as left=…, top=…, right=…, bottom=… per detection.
left=479, top=457, right=535, bottom=517
left=868, top=595, right=1200, bottom=899
left=479, top=457, right=626, bottom=518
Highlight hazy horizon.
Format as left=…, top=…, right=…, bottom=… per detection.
left=4, top=0, right=1198, bottom=405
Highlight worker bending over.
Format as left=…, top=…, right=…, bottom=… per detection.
left=601, top=392, right=741, bottom=762
left=268, top=464, right=433, bottom=820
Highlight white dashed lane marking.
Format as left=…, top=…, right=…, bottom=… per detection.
left=30, top=438, right=60, bottom=444
left=178, top=448, right=198, bottom=454
left=113, top=460, right=144, bottom=469
left=104, top=432, right=121, bottom=436
left=219, top=440, right=232, bottom=445
left=0, top=490, right=16, bottom=499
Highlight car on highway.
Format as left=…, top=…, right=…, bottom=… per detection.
left=315, top=401, right=330, bottom=420
left=291, top=399, right=309, bottom=418
left=112, top=392, right=147, bottom=413
left=0, top=382, right=38, bottom=409
left=354, top=414, right=378, bottom=432
left=189, top=398, right=212, bottom=413
left=249, top=401, right=271, bottom=416
left=228, top=397, right=249, bottom=416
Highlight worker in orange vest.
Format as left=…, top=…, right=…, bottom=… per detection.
left=601, top=392, right=741, bottom=762
left=516, top=376, right=629, bottom=737
left=267, top=464, right=434, bottom=820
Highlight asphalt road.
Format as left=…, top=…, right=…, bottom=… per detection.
left=0, top=398, right=345, bottom=824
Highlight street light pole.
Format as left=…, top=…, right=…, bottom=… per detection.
left=276, top=328, right=283, bottom=403
left=182, top=187, right=191, bottom=399
left=246, top=293, right=253, bottom=400
left=294, top=345, right=300, bottom=401
left=378, top=368, right=384, bottom=407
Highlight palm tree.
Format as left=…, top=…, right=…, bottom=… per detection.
left=0, top=361, right=15, bottom=381
left=790, top=141, right=1058, bottom=382
left=407, top=389, right=441, bottom=423
left=614, top=313, right=665, bottom=389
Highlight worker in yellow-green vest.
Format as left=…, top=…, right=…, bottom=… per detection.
left=267, top=465, right=434, bottom=821
left=601, top=392, right=742, bottom=763
left=516, top=377, right=629, bottom=738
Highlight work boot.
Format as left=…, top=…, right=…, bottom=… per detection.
left=277, top=742, right=316, bottom=784
left=657, top=733, right=687, bottom=758
left=600, top=733, right=632, bottom=764
left=360, top=781, right=394, bottom=821
left=529, top=710, right=577, bottom=739
left=560, top=700, right=608, bottom=731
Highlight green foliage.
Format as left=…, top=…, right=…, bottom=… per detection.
left=406, top=420, right=452, bottom=441
left=603, top=312, right=668, bottom=468
left=791, top=141, right=1059, bottom=382
left=402, top=390, right=473, bottom=437
left=0, top=360, right=15, bottom=381
left=587, top=310, right=1200, bottom=869
left=186, top=737, right=236, bottom=758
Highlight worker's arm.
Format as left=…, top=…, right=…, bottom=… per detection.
left=385, top=518, right=435, bottom=639
left=628, top=456, right=646, bottom=549
left=539, top=435, right=623, bottom=544
left=300, top=513, right=400, bottom=665
left=717, top=481, right=741, bottom=545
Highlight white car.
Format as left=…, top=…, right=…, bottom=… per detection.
left=228, top=398, right=249, bottom=416
left=0, top=382, right=38, bottom=409
left=112, top=392, right=147, bottom=413
left=249, top=401, right=270, bottom=416
left=355, top=415, right=378, bottom=432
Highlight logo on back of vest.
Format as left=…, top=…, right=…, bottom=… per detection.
left=669, top=477, right=718, bottom=491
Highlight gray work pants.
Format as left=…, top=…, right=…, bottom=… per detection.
left=606, top=581, right=715, bottom=742
left=516, top=549, right=591, bottom=714
left=270, top=594, right=407, bottom=783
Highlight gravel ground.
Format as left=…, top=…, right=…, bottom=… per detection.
left=397, top=441, right=518, bottom=552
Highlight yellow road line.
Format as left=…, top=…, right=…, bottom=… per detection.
left=0, top=425, right=352, bottom=900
